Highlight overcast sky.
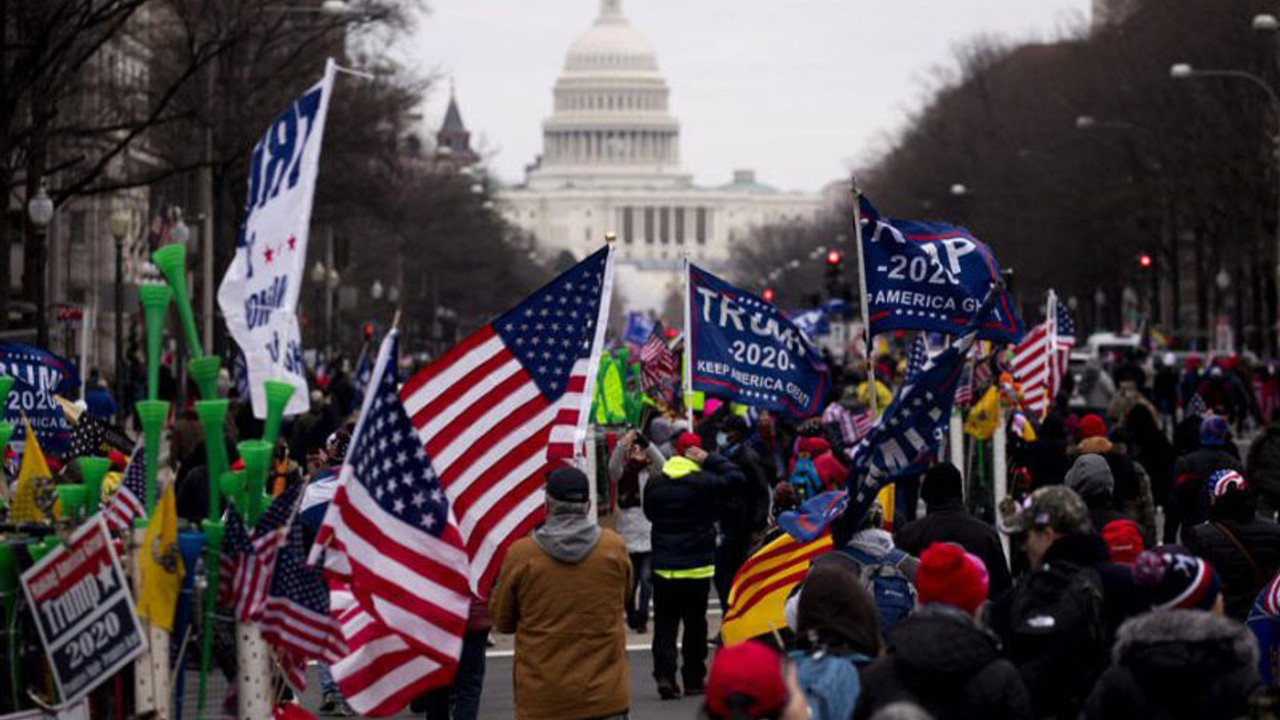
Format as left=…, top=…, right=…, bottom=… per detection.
left=407, top=1, right=1090, bottom=193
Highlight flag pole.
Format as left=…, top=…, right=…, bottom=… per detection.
left=850, top=174, right=877, bottom=417
left=683, top=253, right=694, bottom=429
left=1046, top=289, right=1057, bottom=420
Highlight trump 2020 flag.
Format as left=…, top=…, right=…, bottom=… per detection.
left=688, top=263, right=829, bottom=419
left=857, top=195, right=1023, bottom=345
left=218, top=59, right=336, bottom=418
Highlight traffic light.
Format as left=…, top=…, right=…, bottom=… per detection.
left=762, top=287, right=776, bottom=303
left=825, top=250, right=843, bottom=298
left=1138, top=253, right=1152, bottom=268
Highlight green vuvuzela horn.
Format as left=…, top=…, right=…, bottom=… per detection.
left=76, top=456, right=110, bottom=515
left=238, top=440, right=272, bottom=526
left=152, top=244, right=204, bottom=359
left=135, top=399, right=170, bottom=516
left=189, top=355, right=222, bottom=401
left=194, top=400, right=230, bottom=522
left=138, top=284, right=173, bottom=402
left=262, top=380, right=296, bottom=449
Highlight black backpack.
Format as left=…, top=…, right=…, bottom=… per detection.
left=1006, top=561, right=1108, bottom=719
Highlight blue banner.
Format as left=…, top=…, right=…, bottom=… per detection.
left=622, top=311, right=655, bottom=347
left=858, top=196, right=1023, bottom=344
left=689, top=263, right=829, bottom=419
left=0, top=344, right=80, bottom=455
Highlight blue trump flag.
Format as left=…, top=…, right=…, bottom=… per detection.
left=857, top=195, right=1023, bottom=344
left=0, top=343, right=80, bottom=455
left=688, top=263, right=829, bottom=419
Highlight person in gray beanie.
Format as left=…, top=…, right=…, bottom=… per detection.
left=1065, top=453, right=1129, bottom=533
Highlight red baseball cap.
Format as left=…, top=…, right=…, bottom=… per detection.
left=1077, top=414, right=1107, bottom=441
left=705, top=640, right=788, bottom=720
left=676, top=432, right=702, bottom=455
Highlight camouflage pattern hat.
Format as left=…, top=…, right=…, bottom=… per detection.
left=999, top=485, right=1090, bottom=535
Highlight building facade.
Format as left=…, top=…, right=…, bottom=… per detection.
left=497, top=0, right=822, bottom=310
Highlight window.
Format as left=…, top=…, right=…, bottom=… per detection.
left=696, top=208, right=707, bottom=244
left=644, top=207, right=655, bottom=244
left=623, top=207, right=634, bottom=243
left=675, top=208, right=686, bottom=244
left=659, top=207, right=670, bottom=244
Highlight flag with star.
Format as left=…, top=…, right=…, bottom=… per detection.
left=261, top=521, right=343, bottom=691
left=219, top=481, right=299, bottom=622
left=397, top=245, right=615, bottom=597
left=837, top=286, right=1002, bottom=531
left=313, top=329, right=471, bottom=716
left=104, top=443, right=145, bottom=532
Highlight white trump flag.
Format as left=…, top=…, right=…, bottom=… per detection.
left=219, top=59, right=335, bottom=418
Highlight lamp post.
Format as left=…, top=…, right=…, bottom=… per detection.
left=109, top=209, right=130, bottom=407
left=1172, top=59, right=1280, bottom=351
left=27, top=182, right=53, bottom=348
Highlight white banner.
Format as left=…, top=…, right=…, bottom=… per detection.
left=219, top=59, right=336, bottom=417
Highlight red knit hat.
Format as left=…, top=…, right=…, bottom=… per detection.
left=705, top=640, right=788, bottom=720
left=916, top=542, right=989, bottom=615
left=800, top=436, right=831, bottom=456
left=1077, top=413, right=1107, bottom=440
left=676, top=432, right=702, bottom=455
left=1101, top=519, right=1145, bottom=564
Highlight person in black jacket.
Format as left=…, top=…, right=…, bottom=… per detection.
left=644, top=432, right=743, bottom=699
left=1084, top=609, right=1261, bottom=720
left=1064, top=453, right=1129, bottom=535
left=712, top=415, right=772, bottom=611
left=1168, top=415, right=1245, bottom=544
left=1185, top=472, right=1280, bottom=620
left=856, top=543, right=1032, bottom=720
left=896, top=463, right=1012, bottom=598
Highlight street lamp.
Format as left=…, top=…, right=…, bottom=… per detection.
left=949, top=183, right=968, bottom=196
left=1171, top=58, right=1280, bottom=353
left=109, top=209, right=130, bottom=407
left=371, top=280, right=384, bottom=300
left=27, top=182, right=53, bottom=348
left=311, top=261, right=327, bottom=284
left=1255, top=13, right=1279, bottom=32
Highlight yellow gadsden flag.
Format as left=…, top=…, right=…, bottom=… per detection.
left=137, top=482, right=184, bottom=630
left=964, top=386, right=1001, bottom=440
left=720, top=529, right=833, bottom=645
left=10, top=420, right=51, bottom=523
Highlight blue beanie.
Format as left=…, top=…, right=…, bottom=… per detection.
left=1200, top=416, right=1229, bottom=447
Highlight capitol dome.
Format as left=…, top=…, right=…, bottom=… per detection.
left=528, top=0, right=690, bottom=190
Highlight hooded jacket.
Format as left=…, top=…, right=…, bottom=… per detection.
left=607, top=440, right=664, bottom=553
left=1168, top=447, right=1244, bottom=544
left=856, top=604, right=1032, bottom=720
left=644, top=453, right=742, bottom=572
left=1184, top=494, right=1280, bottom=621
left=1066, top=453, right=1129, bottom=533
left=491, top=508, right=632, bottom=720
left=896, top=499, right=1013, bottom=598
left=1083, top=610, right=1262, bottom=720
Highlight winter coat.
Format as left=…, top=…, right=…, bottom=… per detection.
left=644, top=453, right=742, bottom=572
left=1083, top=610, right=1262, bottom=720
left=1248, top=424, right=1280, bottom=508
left=717, top=442, right=772, bottom=546
left=1066, top=454, right=1130, bottom=533
left=855, top=604, right=1032, bottom=720
left=1167, top=448, right=1244, bottom=543
left=1185, top=515, right=1280, bottom=621
left=895, top=500, right=1012, bottom=598
left=491, top=526, right=631, bottom=720
left=608, top=440, right=664, bottom=554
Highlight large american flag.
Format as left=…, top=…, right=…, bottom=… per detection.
left=640, top=323, right=677, bottom=391
left=1012, top=291, right=1075, bottom=418
left=398, top=246, right=614, bottom=595
left=104, top=444, right=145, bottom=532
left=219, top=483, right=299, bottom=622
left=315, top=330, right=471, bottom=717
left=260, top=521, right=343, bottom=691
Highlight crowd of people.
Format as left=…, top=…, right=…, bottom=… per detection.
left=488, top=347, right=1280, bottom=720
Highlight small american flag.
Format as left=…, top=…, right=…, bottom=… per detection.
left=954, top=353, right=975, bottom=406
left=315, top=330, right=471, bottom=717
left=104, top=444, right=145, bottom=532
left=852, top=409, right=874, bottom=440
left=904, top=336, right=928, bottom=385
left=1013, top=322, right=1053, bottom=418
left=1053, top=293, right=1076, bottom=380
left=220, top=483, right=300, bottom=622
left=640, top=323, right=677, bottom=392
left=398, top=246, right=614, bottom=596
left=261, top=521, right=343, bottom=691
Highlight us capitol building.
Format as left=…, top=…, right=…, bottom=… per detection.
left=495, top=0, right=823, bottom=311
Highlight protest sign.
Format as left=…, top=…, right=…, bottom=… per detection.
left=688, top=263, right=828, bottom=419
left=19, top=516, right=147, bottom=704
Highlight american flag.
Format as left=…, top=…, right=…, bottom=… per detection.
left=640, top=323, right=677, bottom=392
left=1012, top=291, right=1075, bottom=418
left=398, top=246, right=614, bottom=595
left=314, top=330, right=471, bottom=717
left=954, top=353, right=975, bottom=406
left=260, top=521, right=343, bottom=691
left=220, top=483, right=299, bottom=622
left=904, top=336, right=928, bottom=385
left=103, top=444, right=145, bottom=532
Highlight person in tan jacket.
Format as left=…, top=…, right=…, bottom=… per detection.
left=491, top=467, right=633, bottom=720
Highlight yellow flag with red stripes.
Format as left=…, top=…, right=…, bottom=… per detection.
left=720, top=528, right=832, bottom=645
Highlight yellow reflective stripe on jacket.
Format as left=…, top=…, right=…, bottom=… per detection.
left=654, top=566, right=715, bottom=580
